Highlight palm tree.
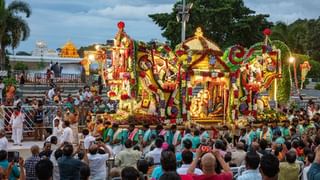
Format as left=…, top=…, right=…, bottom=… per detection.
left=0, top=0, right=31, bottom=70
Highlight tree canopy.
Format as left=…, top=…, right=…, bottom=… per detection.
left=271, top=18, right=320, bottom=61
left=149, top=0, right=272, bottom=48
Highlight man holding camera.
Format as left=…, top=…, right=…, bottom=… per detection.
left=87, top=141, right=111, bottom=180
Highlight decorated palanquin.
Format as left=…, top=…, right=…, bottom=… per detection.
left=84, top=22, right=286, bottom=125
left=221, top=28, right=282, bottom=122
left=102, top=23, right=232, bottom=124
left=176, top=27, right=227, bottom=122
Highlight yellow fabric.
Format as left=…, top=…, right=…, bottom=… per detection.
left=279, top=162, right=300, bottom=180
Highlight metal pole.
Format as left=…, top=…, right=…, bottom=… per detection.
left=288, top=63, right=293, bottom=101
left=181, top=0, right=186, bottom=42
left=274, top=78, right=278, bottom=109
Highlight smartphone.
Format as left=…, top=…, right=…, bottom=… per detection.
left=8, top=151, right=19, bottom=163
left=200, top=145, right=212, bottom=153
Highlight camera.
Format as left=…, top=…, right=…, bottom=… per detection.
left=8, top=151, right=19, bottom=163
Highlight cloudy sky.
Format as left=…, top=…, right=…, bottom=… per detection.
left=7, top=0, right=319, bottom=52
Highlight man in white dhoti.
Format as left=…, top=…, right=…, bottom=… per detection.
left=9, top=107, right=24, bottom=146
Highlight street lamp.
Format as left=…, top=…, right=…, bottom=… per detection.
left=95, top=44, right=101, bottom=50
left=289, top=57, right=295, bottom=64
left=288, top=56, right=295, bottom=98
left=88, top=54, right=95, bottom=62
left=176, top=0, right=193, bottom=42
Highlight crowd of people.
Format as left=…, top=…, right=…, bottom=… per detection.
left=1, top=80, right=320, bottom=180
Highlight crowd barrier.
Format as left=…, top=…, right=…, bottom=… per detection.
left=0, top=105, right=59, bottom=135
left=12, top=71, right=82, bottom=84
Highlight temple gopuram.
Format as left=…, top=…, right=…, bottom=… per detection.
left=59, top=40, right=80, bottom=58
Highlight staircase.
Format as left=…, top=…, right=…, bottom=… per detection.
left=17, top=83, right=107, bottom=100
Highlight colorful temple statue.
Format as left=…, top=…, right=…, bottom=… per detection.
left=59, top=40, right=80, bottom=58
left=300, top=61, right=311, bottom=89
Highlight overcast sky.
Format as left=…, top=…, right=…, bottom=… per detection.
left=7, top=0, right=320, bottom=52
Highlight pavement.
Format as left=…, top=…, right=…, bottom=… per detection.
left=8, top=140, right=44, bottom=159
left=300, top=89, right=320, bottom=99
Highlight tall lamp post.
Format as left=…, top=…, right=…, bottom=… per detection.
left=288, top=56, right=295, bottom=100
left=176, top=0, right=193, bottom=42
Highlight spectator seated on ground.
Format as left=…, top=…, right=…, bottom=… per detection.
left=35, top=159, right=53, bottom=180
left=260, top=154, right=279, bottom=180
left=237, top=152, right=261, bottom=180
left=279, top=150, right=300, bottom=180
